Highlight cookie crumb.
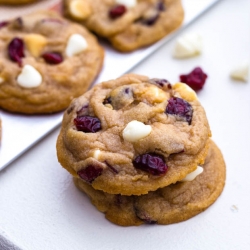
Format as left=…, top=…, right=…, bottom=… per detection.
left=230, top=205, right=238, bottom=213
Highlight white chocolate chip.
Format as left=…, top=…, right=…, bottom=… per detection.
left=24, top=34, right=47, bottom=57
left=69, top=0, right=92, bottom=20
left=180, top=166, right=203, bottom=182
left=230, top=62, right=249, bottom=82
left=115, top=0, right=137, bottom=8
left=0, top=76, right=4, bottom=84
left=123, top=120, right=152, bottom=142
left=93, top=149, right=101, bottom=160
left=173, top=33, right=202, bottom=58
left=173, top=82, right=197, bottom=101
left=17, top=65, right=42, bottom=88
left=66, top=34, right=88, bottom=57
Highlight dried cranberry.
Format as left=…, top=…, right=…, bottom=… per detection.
left=180, top=67, right=208, bottom=91
left=166, top=97, right=193, bottom=125
left=77, top=165, right=103, bottom=183
left=157, top=1, right=165, bottom=11
left=149, top=78, right=171, bottom=90
left=133, top=153, right=168, bottom=175
left=42, top=52, right=63, bottom=64
left=74, top=115, right=101, bottom=133
left=109, top=5, right=127, bottom=19
left=8, top=37, right=25, bottom=66
left=0, top=21, right=8, bottom=29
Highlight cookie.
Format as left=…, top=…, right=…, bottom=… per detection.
left=74, top=140, right=226, bottom=226
left=64, top=0, right=184, bottom=52
left=0, top=0, right=36, bottom=4
left=57, top=74, right=211, bottom=195
left=0, top=10, right=104, bottom=114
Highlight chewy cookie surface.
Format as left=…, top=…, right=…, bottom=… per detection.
left=74, top=140, right=226, bottom=226
left=0, top=11, right=104, bottom=114
left=57, top=74, right=211, bottom=195
left=64, top=0, right=184, bottom=51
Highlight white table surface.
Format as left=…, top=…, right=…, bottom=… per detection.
left=0, top=0, right=250, bottom=249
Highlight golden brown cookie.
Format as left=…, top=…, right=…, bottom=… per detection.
left=57, top=74, right=211, bottom=195
left=74, top=140, right=226, bottom=226
left=0, top=10, right=104, bottom=114
left=64, top=0, right=184, bottom=52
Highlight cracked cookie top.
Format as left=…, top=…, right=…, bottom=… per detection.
left=57, top=74, right=211, bottom=195
left=0, top=10, right=104, bottom=114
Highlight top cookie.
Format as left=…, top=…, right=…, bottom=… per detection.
left=64, top=0, right=184, bottom=51
left=0, top=10, right=104, bottom=114
left=57, top=74, right=211, bottom=195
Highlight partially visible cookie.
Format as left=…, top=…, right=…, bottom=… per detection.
left=0, top=0, right=36, bottom=4
left=0, top=10, right=104, bottom=114
left=57, top=74, right=211, bottom=195
left=64, top=0, right=184, bottom=51
left=74, top=140, right=226, bottom=226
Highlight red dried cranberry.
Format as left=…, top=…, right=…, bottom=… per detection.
left=8, top=37, right=25, bottom=66
left=74, top=115, right=101, bottom=133
left=149, top=78, right=171, bottom=90
left=77, top=165, right=103, bottom=183
left=133, top=153, right=168, bottom=175
left=180, top=67, right=208, bottom=91
left=0, top=21, right=8, bottom=29
left=109, top=5, right=127, bottom=19
left=166, top=97, right=193, bottom=125
left=42, top=52, right=63, bottom=64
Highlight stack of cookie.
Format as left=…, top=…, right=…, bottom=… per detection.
left=64, top=0, right=184, bottom=52
left=56, top=74, right=226, bottom=226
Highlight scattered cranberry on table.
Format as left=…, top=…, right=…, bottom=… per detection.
left=180, top=67, right=208, bottom=91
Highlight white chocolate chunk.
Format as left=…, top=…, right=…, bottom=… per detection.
left=116, top=0, right=137, bottom=8
left=230, top=62, right=249, bottom=82
left=93, top=149, right=101, bottom=160
left=173, top=33, right=202, bottom=58
left=24, top=34, right=47, bottom=57
left=66, top=34, right=88, bottom=57
left=0, top=76, right=4, bottom=84
left=69, top=0, right=92, bottom=20
left=123, top=120, right=152, bottom=142
left=181, top=166, right=203, bottom=182
left=173, top=82, right=197, bottom=101
left=17, top=65, right=42, bottom=88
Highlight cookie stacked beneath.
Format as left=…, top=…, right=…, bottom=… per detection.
left=64, top=0, right=184, bottom=52
left=56, top=74, right=226, bottom=226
